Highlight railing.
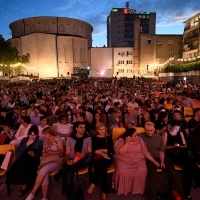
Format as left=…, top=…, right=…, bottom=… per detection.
left=184, top=33, right=199, bottom=42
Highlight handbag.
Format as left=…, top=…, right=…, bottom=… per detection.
left=94, top=154, right=103, bottom=161
left=93, top=137, right=107, bottom=161
left=39, top=154, right=63, bottom=168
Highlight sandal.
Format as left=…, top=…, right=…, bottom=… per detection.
left=19, top=185, right=30, bottom=197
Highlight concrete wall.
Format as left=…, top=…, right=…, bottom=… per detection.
left=91, top=47, right=134, bottom=78
left=140, top=34, right=157, bottom=73
left=9, top=16, right=93, bottom=47
left=91, top=48, right=113, bottom=77
left=9, top=33, right=90, bottom=78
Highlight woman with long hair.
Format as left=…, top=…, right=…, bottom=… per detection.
left=91, top=112, right=103, bottom=135
left=86, top=123, right=114, bottom=200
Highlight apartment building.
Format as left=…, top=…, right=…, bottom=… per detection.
left=183, top=12, right=200, bottom=58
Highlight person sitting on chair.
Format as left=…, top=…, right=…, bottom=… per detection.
left=64, top=121, right=92, bottom=199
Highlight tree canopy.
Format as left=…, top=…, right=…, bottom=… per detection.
left=0, top=36, right=30, bottom=75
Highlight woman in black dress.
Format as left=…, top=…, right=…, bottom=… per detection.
left=162, top=120, right=193, bottom=200
left=86, top=122, right=114, bottom=200
left=6, top=125, right=43, bottom=197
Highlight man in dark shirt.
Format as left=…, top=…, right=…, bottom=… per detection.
left=139, top=122, right=187, bottom=200
left=172, top=110, right=189, bottom=139
left=188, top=108, right=200, bottom=133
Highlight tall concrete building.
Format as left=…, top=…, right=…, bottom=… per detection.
left=107, top=2, right=156, bottom=47
left=8, top=16, right=93, bottom=78
left=182, top=12, right=200, bottom=59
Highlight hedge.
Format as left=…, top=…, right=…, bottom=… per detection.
left=164, top=60, right=200, bottom=73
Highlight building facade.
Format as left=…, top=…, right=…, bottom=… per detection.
left=182, top=12, right=200, bottom=59
left=90, top=34, right=183, bottom=78
left=107, top=6, right=156, bottom=47
left=9, top=16, right=93, bottom=78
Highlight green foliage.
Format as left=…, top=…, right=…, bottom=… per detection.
left=0, top=37, right=30, bottom=75
left=164, top=60, right=200, bottom=73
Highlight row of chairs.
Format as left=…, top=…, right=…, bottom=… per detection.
left=184, top=107, right=193, bottom=117
left=0, top=126, right=187, bottom=197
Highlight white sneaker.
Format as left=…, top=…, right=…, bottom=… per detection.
left=25, top=193, right=35, bottom=200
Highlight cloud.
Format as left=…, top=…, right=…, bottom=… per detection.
left=53, top=0, right=91, bottom=11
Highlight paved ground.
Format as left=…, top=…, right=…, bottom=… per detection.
left=0, top=171, right=200, bottom=200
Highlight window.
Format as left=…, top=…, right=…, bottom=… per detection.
left=169, top=51, right=173, bottom=57
left=147, top=39, right=152, bottom=44
left=157, top=40, right=162, bottom=45
left=179, top=40, right=182, bottom=45
left=168, top=40, right=173, bottom=45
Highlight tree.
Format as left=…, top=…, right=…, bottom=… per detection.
left=0, top=36, right=30, bottom=76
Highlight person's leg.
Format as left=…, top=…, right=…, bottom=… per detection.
left=146, top=158, right=158, bottom=200
left=99, top=159, right=111, bottom=194
left=28, top=162, right=61, bottom=197
left=180, top=150, right=193, bottom=198
left=70, top=155, right=92, bottom=172
left=65, top=155, right=92, bottom=198
left=164, top=155, right=186, bottom=199
left=65, top=172, right=74, bottom=198
left=41, top=184, right=48, bottom=199
left=29, top=174, right=45, bottom=195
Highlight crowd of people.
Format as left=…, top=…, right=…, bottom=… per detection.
left=0, top=77, right=200, bottom=200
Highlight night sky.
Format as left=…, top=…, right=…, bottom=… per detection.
left=0, top=0, right=199, bottom=47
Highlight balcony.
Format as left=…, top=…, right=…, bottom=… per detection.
left=183, top=45, right=198, bottom=52
left=184, top=26, right=190, bottom=31
left=183, top=33, right=199, bottom=43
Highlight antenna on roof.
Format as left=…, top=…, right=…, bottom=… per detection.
left=125, top=1, right=129, bottom=9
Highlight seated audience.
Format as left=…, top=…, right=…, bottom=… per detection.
left=6, top=125, right=43, bottom=197
left=64, top=122, right=92, bottom=199
left=53, top=113, right=73, bottom=141
left=114, top=128, right=159, bottom=196
left=10, top=116, right=32, bottom=147
left=26, top=127, right=64, bottom=200
left=87, top=123, right=114, bottom=200
left=0, top=122, right=14, bottom=144
left=163, top=120, right=193, bottom=200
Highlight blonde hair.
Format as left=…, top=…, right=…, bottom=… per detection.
left=42, top=126, right=55, bottom=136
left=95, top=123, right=109, bottom=136
left=144, top=122, right=155, bottom=128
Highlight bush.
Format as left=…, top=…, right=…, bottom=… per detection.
left=164, top=61, right=200, bottom=73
